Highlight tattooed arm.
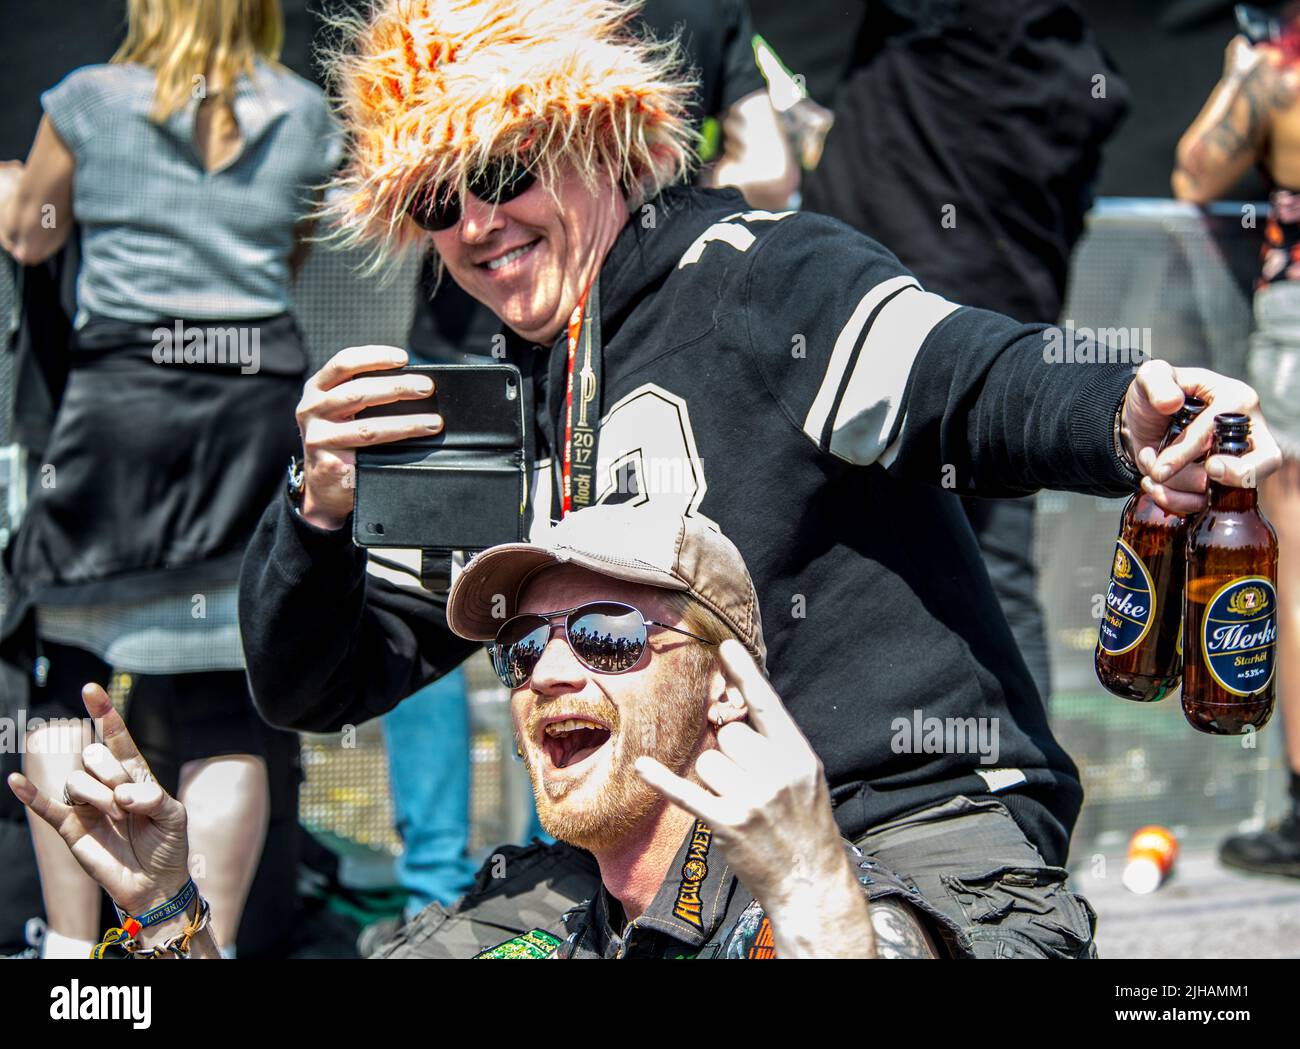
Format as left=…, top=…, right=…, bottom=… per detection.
left=868, top=898, right=940, bottom=959
left=1173, top=36, right=1299, bottom=204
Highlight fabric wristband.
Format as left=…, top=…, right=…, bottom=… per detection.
left=114, top=878, right=199, bottom=931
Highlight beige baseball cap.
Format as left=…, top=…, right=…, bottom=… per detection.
left=446, top=505, right=766, bottom=669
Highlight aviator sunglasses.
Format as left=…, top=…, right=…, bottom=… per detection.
left=406, top=155, right=538, bottom=232
left=489, top=601, right=715, bottom=689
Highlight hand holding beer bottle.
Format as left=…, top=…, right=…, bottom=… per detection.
left=1182, top=414, right=1279, bottom=734
left=1120, top=360, right=1282, bottom=514
left=1097, top=397, right=1207, bottom=702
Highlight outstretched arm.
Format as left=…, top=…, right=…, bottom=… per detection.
left=739, top=211, right=1282, bottom=512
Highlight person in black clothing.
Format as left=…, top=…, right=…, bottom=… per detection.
left=381, top=1, right=792, bottom=933
left=801, top=0, right=1132, bottom=701
left=242, top=0, right=1282, bottom=956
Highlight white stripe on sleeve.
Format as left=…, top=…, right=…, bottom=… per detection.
left=806, top=286, right=960, bottom=465
left=802, top=275, right=918, bottom=447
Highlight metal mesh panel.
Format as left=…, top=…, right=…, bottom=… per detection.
left=298, top=649, right=528, bottom=859
left=300, top=720, right=401, bottom=857
left=293, top=239, right=422, bottom=372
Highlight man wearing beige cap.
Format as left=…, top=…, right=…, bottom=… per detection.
left=431, top=504, right=968, bottom=957
left=10, top=505, right=966, bottom=958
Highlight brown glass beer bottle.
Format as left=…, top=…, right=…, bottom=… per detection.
left=1182, top=413, right=1279, bottom=734
left=1096, top=396, right=1207, bottom=701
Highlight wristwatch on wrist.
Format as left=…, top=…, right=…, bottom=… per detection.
left=287, top=456, right=307, bottom=506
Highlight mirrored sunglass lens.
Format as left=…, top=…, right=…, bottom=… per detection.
left=494, top=620, right=549, bottom=686
left=568, top=604, right=646, bottom=673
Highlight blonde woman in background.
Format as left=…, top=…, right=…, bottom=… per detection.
left=0, top=0, right=341, bottom=957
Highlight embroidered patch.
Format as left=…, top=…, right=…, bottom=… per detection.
left=747, top=917, right=776, bottom=959
left=672, top=820, right=713, bottom=929
left=474, top=929, right=564, bottom=959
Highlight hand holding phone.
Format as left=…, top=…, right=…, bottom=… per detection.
left=293, top=345, right=444, bottom=531
left=351, top=362, right=527, bottom=565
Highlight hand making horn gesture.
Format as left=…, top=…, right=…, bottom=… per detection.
left=8, top=683, right=192, bottom=920
left=635, top=639, right=877, bottom=958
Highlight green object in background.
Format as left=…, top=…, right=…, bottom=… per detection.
left=698, top=116, right=720, bottom=164
left=699, top=33, right=798, bottom=165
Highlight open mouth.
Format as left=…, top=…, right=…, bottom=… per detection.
left=480, top=238, right=540, bottom=272
left=541, top=717, right=612, bottom=771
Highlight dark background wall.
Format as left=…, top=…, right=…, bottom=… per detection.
left=1080, top=0, right=1287, bottom=198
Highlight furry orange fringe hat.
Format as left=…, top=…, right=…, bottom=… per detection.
left=320, top=0, right=699, bottom=268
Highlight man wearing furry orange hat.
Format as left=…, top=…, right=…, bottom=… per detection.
left=318, top=0, right=697, bottom=345
left=241, top=0, right=1284, bottom=958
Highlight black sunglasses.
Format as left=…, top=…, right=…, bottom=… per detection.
left=489, top=601, right=714, bottom=689
left=406, top=156, right=538, bottom=232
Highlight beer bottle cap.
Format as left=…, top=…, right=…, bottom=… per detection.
left=1211, top=412, right=1252, bottom=456
left=1174, top=394, right=1207, bottom=425
left=1213, top=412, right=1250, bottom=435
left=1159, top=395, right=1208, bottom=451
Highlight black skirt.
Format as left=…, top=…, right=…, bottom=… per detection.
left=1, top=312, right=306, bottom=669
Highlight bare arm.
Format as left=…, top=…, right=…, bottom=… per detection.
left=705, top=89, right=799, bottom=211
left=1173, top=37, right=1298, bottom=204
left=0, top=115, right=75, bottom=265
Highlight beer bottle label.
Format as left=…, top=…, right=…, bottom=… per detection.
left=1201, top=577, right=1278, bottom=695
left=1100, top=539, right=1156, bottom=656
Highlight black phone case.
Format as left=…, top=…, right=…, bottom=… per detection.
left=352, top=364, right=527, bottom=552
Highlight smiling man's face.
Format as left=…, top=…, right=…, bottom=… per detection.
left=510, top=565, right=715, bottom=852
left=430, top=159, right=630, bottom=345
